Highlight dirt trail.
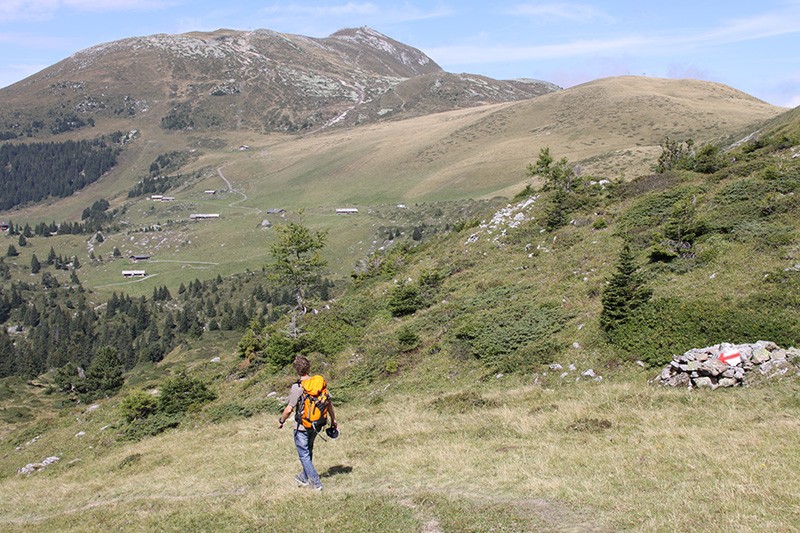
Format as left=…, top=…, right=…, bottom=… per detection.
left=216, top=166, right=261, bottom=215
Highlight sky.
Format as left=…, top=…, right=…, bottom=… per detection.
left=1, top=1, right=799, bottom=107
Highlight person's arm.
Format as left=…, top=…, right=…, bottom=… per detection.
left=328, top=401, right=337, bottom=428
left=279, top=383, right=299, bottom=429
left=278, top=403, right=293, bottom=429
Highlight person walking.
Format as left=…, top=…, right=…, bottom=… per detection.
left=278, top=355, right=337, bottom=491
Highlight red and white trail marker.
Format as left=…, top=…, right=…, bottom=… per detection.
left=719, top=350, right=742, bottom=366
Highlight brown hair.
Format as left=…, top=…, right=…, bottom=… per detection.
left=292, top=355, right=311, bottom=376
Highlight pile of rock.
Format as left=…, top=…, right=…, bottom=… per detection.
left=658, top=341, right=799, bottom=389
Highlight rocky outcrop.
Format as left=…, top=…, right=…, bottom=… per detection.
left=17, top=456, right=60, bottom=476
left=657, top=341, right=800, bottom=389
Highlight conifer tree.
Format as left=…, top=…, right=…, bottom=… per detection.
left=600, top=242, right=652, bottom=333
left=30, top=253, right=41, bottom=274
left=269, top=221, right=327, bottom=312
left=83, top=346, right=124, bottom=400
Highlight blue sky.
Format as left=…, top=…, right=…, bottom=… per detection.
left=1, top=1, right=799, bottom=107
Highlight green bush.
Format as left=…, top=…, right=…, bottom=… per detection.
left=119, top=389, right=158, bottom=422
left=121, top=412, right=181, bottom=441
left=387, top=281, right=424, bottom=317
left=610, top=298, right=800, bottom=367
left=715, top=178, right=770, bottom=206
left=261, top=331, right=298, bottom=368
left=81, top=346, right=125, bottom=401
left=158, top=372, right=217, bottom=416
left=396, top=325, right=420, bottom=352
left=450, top=302, right=565, bottom=372
left=304, top=313, right=362, bottom=356
left=205, top=402, right=254, bottom=424
left=618, top=186, right=705, bottom=243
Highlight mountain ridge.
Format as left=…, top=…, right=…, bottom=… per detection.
left=0, top=26, right=558, bottom=137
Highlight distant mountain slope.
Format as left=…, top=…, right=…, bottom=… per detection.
left=1, top=75, right=783, bottom=228
left=207, top=76, right=781, bottom=207
left=0, top=27, right=557, bottom=137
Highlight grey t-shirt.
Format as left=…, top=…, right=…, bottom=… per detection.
left=287, top=380, right=305, bottom=432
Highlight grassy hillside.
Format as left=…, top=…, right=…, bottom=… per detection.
left=0, top=77, right=782, bottom=299
left=1, top=350, right=798, bottom=531
left=0, top=80, right=798, bottom=530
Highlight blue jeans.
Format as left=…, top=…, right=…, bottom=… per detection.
left=294, top=429, right=321, bottom=488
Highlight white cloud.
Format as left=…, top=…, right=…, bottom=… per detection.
left=428, top=3, right=800, bottom=67
left=63, top=0, right=176, bottom=11
left=786, top=94, right=800, bottom=108
left=0, top=0, right=173, bottom=21
left=506, top=2, right=613, bottom=23
left=695, top=7, right=800, bottom=46
left=428, top=35, right=646, bottom=64
left=666, top=63, right=714, bottom=82
left=261, top=2, right=380, bottom=18
left=259, top=2, right=452, bottom=24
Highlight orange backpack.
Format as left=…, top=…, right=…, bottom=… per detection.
left=294, top=375, right=330, bottom=432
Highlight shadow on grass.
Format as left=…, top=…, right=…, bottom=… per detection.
left=321, top=464, right=353, bottom=478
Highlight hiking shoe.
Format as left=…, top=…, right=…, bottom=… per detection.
left=294, top=474, right=309, bottom=487
left=312, top=484, right=323, bottom=492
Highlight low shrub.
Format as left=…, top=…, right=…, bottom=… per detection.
left=205, top=402, right=254, bottom=423
left=432, top=391, right=499, bottom=412
left=121, top=412, right=181, bottom=441
left=449, top=301, right=566, bottom=372
left=118, top=389, right=158, bottom=422
left=396, top=325, right=420, bottom=352
left=387, top=281, right=424, bottom=317
left=158, top=372, right=217, bottom=416
left=610, top=298, right=800, bottom=367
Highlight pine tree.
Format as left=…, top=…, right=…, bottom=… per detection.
left=82, top=346, right=124, bottom=400
left=30, top=254, right=41, bottom=274
left=0, top=329, right=16, bottom=378
left=269, top=221, right=327, bottom=311
left=6, top=244, right=18, bottom=257
left=600, top=242, right=652, bottom=333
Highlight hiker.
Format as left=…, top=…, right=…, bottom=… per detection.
left=278, top=355, right=337, bottom=491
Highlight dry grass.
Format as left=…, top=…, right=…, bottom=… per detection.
left=2, top=367, right=798, bottom=531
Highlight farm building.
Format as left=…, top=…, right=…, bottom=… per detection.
left=122, top=270, right=146, bottom=278
left=204, top=190, right=216, bottom=195
left=335, top=208, right=359, bottom=215
left=129, top=254, right=151, bottom=262
left=189, top=213, right=220, bottom=220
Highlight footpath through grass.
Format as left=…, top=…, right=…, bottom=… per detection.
left=1, top=367, right=799, bottom=531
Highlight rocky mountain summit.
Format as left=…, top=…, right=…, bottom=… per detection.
left=0, top=26, right=557, bottom=137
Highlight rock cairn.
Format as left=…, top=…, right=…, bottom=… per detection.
left=658, top=341, right=799, bottom=389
